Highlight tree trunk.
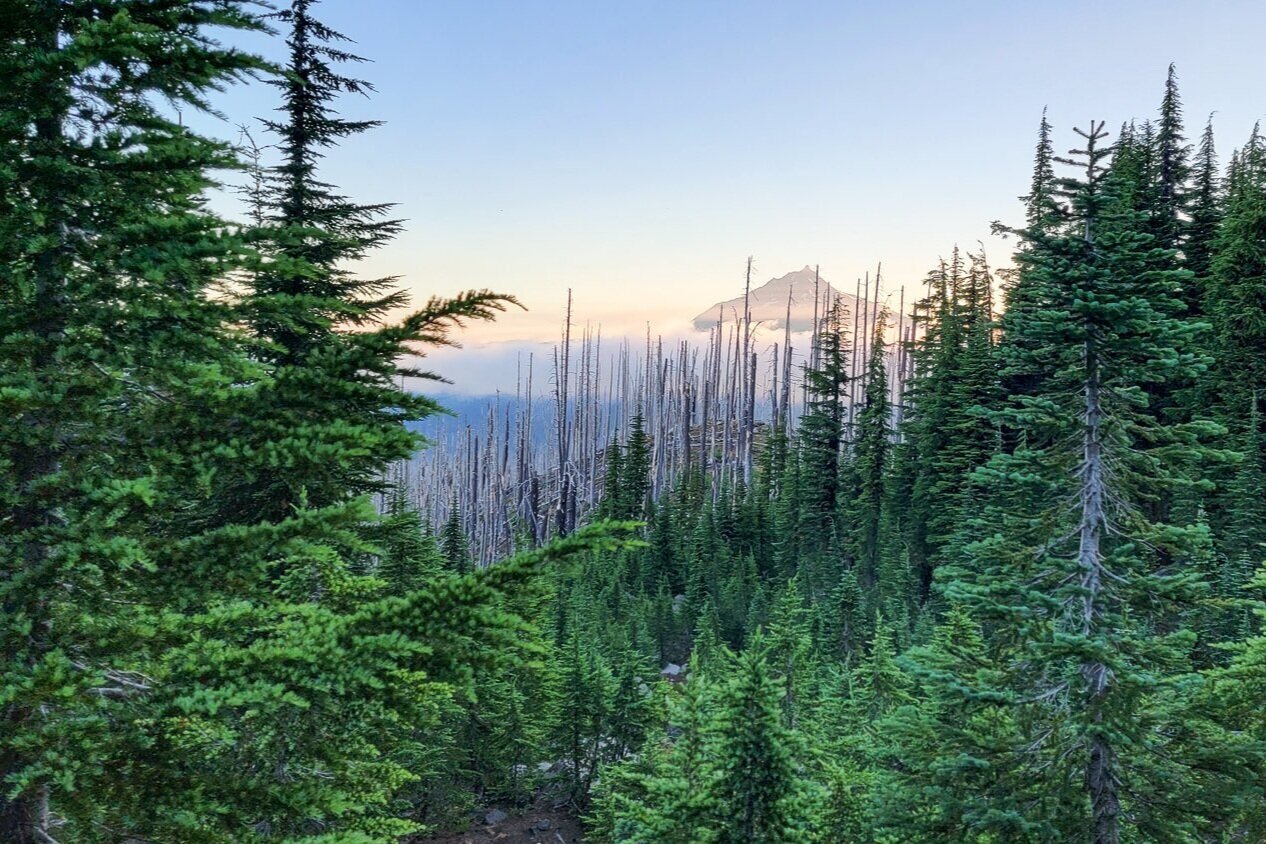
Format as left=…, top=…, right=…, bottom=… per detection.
left=2, top=7, right=65, bottom=838
left=1079, top=345, right=1119, bottom=844
left=0, top=785, right=48, bottom=844
left=1087, top=723, right=1120, bottom=844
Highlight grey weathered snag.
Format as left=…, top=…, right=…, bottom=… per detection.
left=404, top=265, right=912, bottom=566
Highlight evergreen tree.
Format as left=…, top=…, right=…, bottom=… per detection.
left=998, top=111, right=1066, bottom=398
left=644, top=499, right=682, bottom=593
left=621, top=413, right=653, bottom=520
left=1207, top=132, right=1266, bottom=427
left=226, top=0, right=513, bottom=525
left=1186, top=117, right=1223, bottom=281
left=693, top=602, right=731, bottom=670
left=1203, top=128, right=1266, bottom=601
left=555, top=627, right=616, bottom=804
left=763, top=579, right=816, bottom=730
left=898, top=248, right=999, bottom=603
left=948, top=121, right=1242, bottom=842
left=606, top=647, right=659, bottom=761
left=844, top=619, right=913, bottom=725
left=440, top=502, right=473, bottom=574
left=817, top=568, right=868, bottom=661
left=589, top=658, right=720, bottom=843
left=896, top=260, right=956, bottom=598
left=1206, top=570, right=1266, bottom=839
left=797, top=295, right=851, bottom=551
left=0, top=2, right=263, bottom=838
left=371, top=487, right=446, bottom=593
left=998, top=109, right=1062, bottom=347
left=710, top=644, right=813, bottom=843
left=599, top=436, right=626, bottom=518
left=1154, top=64, right=1193, bottom=258
left=850, top=314, right=891, bottom=590
left=1023, top=108, right=1061, bottom=235
left=875, top=608, right=1045, bottom=842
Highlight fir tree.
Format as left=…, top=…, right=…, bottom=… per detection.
left=817, top=568, right=868, bottom=661
left=850, top=314, right=891, bottom=590
left=896, top=260, right=956, bottom=598
left=621, top=413, right=653, bottom=520
left=999, top=109, right=1062, bottom=346
left=440, top=501, right=473, bottom=574
left=644, top=499, right=682, bottom=593
left=763, top=578, right=816, bottom=730
left=710, top=644, right=813, bottom=843
left=0, top=2, right=263, bottom=838
left=844, top=619, right=913, bottom=725
left=371, top=487, right=446, bottom=593
left=227, top=0, right=514, bottom=524
left=1204, top=127, right=1266, bottom=599
left=1023, top=107, right=1061, bottom=236
left=599, top=436, right=626, bottom=518
left=1205, top=570, right=1266, bottom=839
left=899, top=249, right=999, bottom=603
left=1207, top=131, right=1266, bottom=425
left=588, top=658, right=720, bottom=843
left=1186, top=117, right=1223, bottom=281
left=555, top=627, right=616, bottom=804
left=949, top=121, right=1238, bottom=842
left=797, top=295, right=851, bottom=551
left=875, top=608, right=1045, bottom=841
left=1154, top=64, right=1193, bottom=257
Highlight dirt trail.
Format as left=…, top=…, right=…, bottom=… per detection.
left=411, top=799, right=584, bottom=844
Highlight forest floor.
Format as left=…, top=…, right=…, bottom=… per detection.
left=412, top=796, right=584, bottom=844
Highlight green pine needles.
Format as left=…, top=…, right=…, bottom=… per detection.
left=5, top=10, right=1266, bottom=842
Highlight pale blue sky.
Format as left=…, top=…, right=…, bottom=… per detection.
left=203, top=0, right=1266, bottom=348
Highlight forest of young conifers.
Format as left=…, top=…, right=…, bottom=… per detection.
left=6, top=2, right=1266, bottom=843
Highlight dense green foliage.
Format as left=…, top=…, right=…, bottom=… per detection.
left=3, top=4, right=1266, bottom=842
left=1, top=2, right=626, bottom=841
left=563, top=70, right=1266, bottom=844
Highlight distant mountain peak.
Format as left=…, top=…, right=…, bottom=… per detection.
left=692, top=266, right=861, bottom=333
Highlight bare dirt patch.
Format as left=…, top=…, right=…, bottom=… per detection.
left=410, top=797, right=584, bottom=844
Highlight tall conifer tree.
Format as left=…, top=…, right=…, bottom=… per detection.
left=797, top=295, right=850, bottom=564
left=229, top=0, right=513, bottom=525
left=1205, top=129, right=1266, bottom=576
left=710, top=645, right=812, bottom=843
left=0, top=3, right=262, bottom=838
left=1187, top=117, right=1223, bottom=281
left=851, top=315, right=891, bottom=590
left=1155, top=64, right=1193, bottom=257
left=948, top=121, right=1242, bottom=842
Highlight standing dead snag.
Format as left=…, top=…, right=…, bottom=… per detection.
left=404, top=266, right=908, bottom=566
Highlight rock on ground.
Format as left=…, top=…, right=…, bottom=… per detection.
left=409, top=797, right=583, bottom=844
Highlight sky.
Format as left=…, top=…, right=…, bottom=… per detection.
left=200, top=0, right=1266, bottom=390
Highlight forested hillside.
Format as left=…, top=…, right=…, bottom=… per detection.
left=4, top=2, right=1266, bottom=843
